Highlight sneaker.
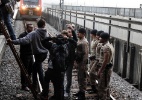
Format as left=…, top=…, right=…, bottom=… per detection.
left=49, top=96, right=56, bottom=100
left=21, top=87, right=30, bottom=91
left=64, top=92, right=69, bottom=97
left=91, top=85, right=98, bottom=93
left=74, top=92, right=85, bottom=100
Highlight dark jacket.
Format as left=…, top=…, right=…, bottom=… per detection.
left=18, top=32, right=33, bottom=56
left=0, top=0, right=9, bottom=8
left=67, top=30, right=77, bottom=63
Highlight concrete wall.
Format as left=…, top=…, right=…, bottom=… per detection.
left=43, top=8, right=142, bottom=90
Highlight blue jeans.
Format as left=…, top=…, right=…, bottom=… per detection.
left=0, top=7, right=16, bottom=40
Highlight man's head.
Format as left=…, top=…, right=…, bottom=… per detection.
left=61, top=30, right=68, bottom=37
left=77, top=28, right=86, bottom=39
left=90, top=29, right=97, bottom=38
left=37, top=18, right=46, bottom=28
left=26, top=24, right=34, bottom=33
left=99, top=32, right=110, bottom=43
left=96, top=30, right=104, bottom=40
left=55, top=34, right=66, bottom=45
left=66, top=28, right=72, bottom=37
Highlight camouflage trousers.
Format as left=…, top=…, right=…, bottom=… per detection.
left=98, top=68, right=112, bottom=100
left=77, top=63, right=87, bottom=92
left=86, top=60, right=95, bottom=84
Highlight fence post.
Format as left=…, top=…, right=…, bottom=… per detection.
left=93, top=14, right=95, bottom=29
left=54, top=9, right=56, bottom=28
left=140, top=50, right=142, bottom=90
left=129, top=46, right=135, bottom=84
left=122, top=43, right=128, bottom=78
left=108, top=16, right=112, bottom=35
left=51, top=9, right=54, bottom=26
left=63, top=10, right=66, bottom=30
left=113, top=39, right=119, bottom=73
left=70, top=10, right=71, bottom=23
left=84, top=12, right=86, bottom=28
left=134, top=9, right=136, bottom=18
left=127, top=18, right=131, bottom=53
left=49, top=9, right=52, bottom=25
left=76, top=10, right=77, bottom=28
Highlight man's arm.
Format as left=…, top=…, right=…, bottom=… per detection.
left=67, top=24, right=78, bottom=41
left=82, top=42, right=89, bottom=64
left=12, top=32, right=32, bottom=45
left=98, top=48, right=110, bottom=76
left=68, top=38, right=77, bottom=48
left=72, top=30, right=78, bottom=42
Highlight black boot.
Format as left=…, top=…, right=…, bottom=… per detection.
left=74, top=92, right=85, bottom=100
left=91, top=85, right=98, bottom=93
left=73, top=91, right=82, bottom=97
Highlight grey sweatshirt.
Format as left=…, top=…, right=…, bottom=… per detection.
left=13, top=28, right=48, bottom=54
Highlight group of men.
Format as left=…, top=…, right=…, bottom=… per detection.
left=0, top=8, right=114, bottom=99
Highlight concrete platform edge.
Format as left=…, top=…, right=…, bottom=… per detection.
left=0, top=35, right=6, bottom=65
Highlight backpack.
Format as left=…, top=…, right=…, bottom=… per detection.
left=49, top=42, right=69, bottom=72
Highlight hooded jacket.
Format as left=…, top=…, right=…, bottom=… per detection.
left=13, top=28, right=48, bottom=54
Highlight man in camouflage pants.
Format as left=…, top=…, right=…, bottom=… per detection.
left=97, top=32, right=114, bottom=100
left=74, top=28, right=89, bottom=100
left=89, top=30, right=104, bottom=93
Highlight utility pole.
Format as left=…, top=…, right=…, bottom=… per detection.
left=58, top=0, right=64, bottom=31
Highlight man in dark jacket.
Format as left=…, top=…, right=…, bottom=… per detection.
left=64, top=24, right=77, bottom=97
left=19, top=23, right=34, bottom=91
left=40, top=35, right=67, bottom=100
left=11, top=18, right=48, bottom=89
left=0, top=0, right=19, bottom=40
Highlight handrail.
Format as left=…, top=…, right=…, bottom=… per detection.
left=48, top=8, right=142, bottom=26
left=51, top=5, right=142, bottom=18
left=47, top=8, right=142, bottom=34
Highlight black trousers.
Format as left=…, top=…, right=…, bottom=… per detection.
left=42, top=68, right=64, bottom=100
left=32, top=53, right=47, bottom=89
left=64, top=61, right=74, bottom=93
left=20, top=55, right=34, bottom=88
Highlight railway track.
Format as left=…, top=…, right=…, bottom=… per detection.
left=0, top=19, right=119, bottom=99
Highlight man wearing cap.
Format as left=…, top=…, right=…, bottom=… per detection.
left=74, top=28, right=88, bottom=100
left=97, top=32, right=114, bottom=100
left=89, top=30, right=104, bottom=93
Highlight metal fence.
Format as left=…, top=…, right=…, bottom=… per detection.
left=51, top=5, right=142, bottom=18
left=42, top=7, right=142, bottom=91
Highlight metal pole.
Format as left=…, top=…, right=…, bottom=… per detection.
left=58, top=0, right=64, bottom=32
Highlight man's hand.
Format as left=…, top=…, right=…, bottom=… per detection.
left=63, top=35, right=68, bottom=39
left=6, top=38, right=12, bottom=45
left=7, top=38, right=12, bottom=42
left=67, top=24, right=74, bottom=30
